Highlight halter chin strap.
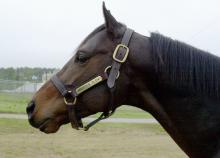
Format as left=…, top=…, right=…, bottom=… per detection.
left=51, top=28, right=134, bottom=131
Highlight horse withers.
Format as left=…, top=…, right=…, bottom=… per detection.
left=26, top=3, right=220, bottom=158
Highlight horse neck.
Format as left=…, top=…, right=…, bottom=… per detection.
left=127, top=33, right=190, bottom=156
left=126, top=32, right=220, bottom=158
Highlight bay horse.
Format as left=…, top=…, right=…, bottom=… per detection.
left=26, top=3, right=220, bottom=158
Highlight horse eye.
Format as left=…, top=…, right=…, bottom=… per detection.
left=76, top=52, right=89, bottom=63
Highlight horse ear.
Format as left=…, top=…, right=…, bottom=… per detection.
left=102, top=2, right=122, bottom=37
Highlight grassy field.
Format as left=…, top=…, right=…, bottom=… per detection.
left=0, top=92, right=152, bottom=118
left=0, top=118, right=186, bottom=158
left=0, top=92, right=32, bottom=113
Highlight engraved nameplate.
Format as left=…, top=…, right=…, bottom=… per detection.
left=76, top=76, right=103, bottom=95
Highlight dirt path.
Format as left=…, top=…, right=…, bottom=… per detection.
left=0, top=113, right=158, bottom=124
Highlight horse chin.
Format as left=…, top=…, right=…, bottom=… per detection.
left=39, top=116, right=68, bottom=134
left=39, top=122, right=60, bottom=134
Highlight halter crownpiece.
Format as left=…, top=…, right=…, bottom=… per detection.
left=107, top=28, right=134, bottom=88
left=51, top=27, right=134, bottom=131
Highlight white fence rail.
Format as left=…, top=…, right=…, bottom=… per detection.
left=0, top=79, right=43, bottom=93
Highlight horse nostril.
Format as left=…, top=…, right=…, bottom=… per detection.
left=26, top=101, right=35, bottom=116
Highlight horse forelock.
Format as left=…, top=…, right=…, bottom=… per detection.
left=151, top=32, right=220, bottom=98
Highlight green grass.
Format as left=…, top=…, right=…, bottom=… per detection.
left=0, top=92, right=32, bottom=113
left=113, top=105, right=152, bottom=118
left=0, top=92, right=152, bottom=118
left=0, top=118, right=186, bottom=158
left=0, top=118, right=32, bottom=134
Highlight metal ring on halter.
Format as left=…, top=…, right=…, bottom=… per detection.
left=104, top=66, right=120, bottom=79
left=63, top=91, right=77, bottom=105
left=64, top=97, right=77, bottom=105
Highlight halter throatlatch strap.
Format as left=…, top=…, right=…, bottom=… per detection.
left=83, top=87, right=116, bottom=131
left=51, top=27, right=133, bottom=131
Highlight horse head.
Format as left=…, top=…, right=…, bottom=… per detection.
left=26, top=3, right=140, bottom=133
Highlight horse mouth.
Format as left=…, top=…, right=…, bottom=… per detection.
left=39, top=119, right=51, bottom=131
left=33, top=118, right=59, bottom=134
left=38, top=116, right=68, bottom=134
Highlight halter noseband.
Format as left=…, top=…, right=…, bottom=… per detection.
left=51, top=28, right=133, bottom=131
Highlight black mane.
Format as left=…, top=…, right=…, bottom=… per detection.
left=151, top=33, right=220, bottom=98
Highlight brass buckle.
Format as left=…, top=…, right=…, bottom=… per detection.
left=113, top=44, right=129, bottom=63
left=63, top=91, right=77, bottom=105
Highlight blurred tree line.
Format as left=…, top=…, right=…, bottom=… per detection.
left=0, top=67, right=58, bottom=82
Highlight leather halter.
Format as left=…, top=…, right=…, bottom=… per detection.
left=51, top=28, right=133, bottom=131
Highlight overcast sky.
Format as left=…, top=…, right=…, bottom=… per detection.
left=0, top=0, right=219, bottom=68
